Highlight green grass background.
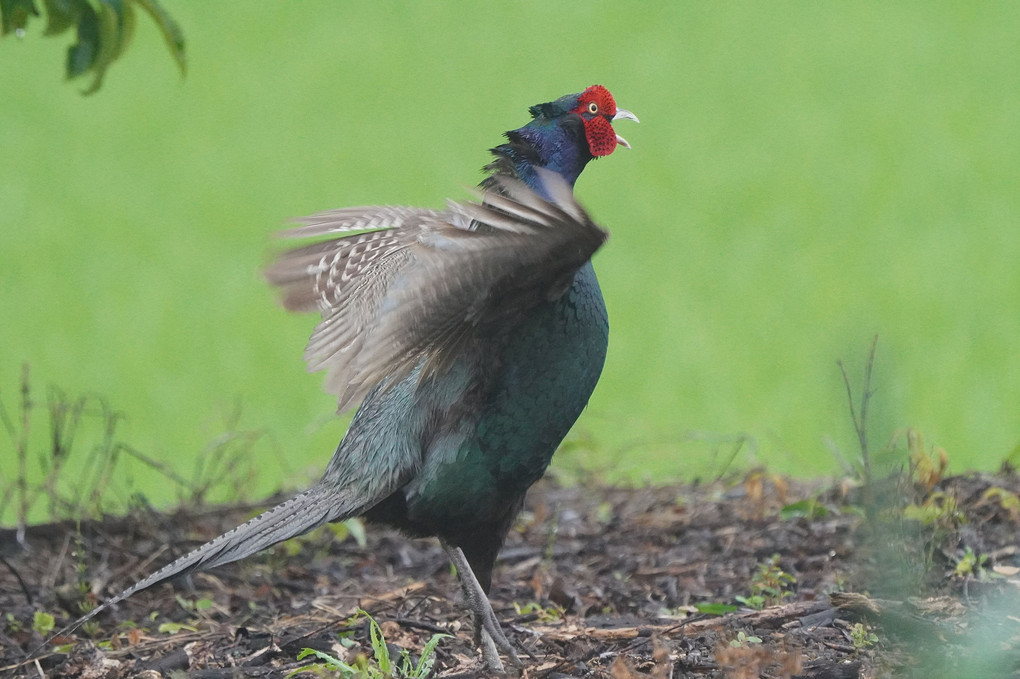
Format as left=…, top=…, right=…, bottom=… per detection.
left=1, top=3, right=1018, bottom=516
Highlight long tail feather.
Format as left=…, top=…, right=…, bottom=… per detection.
left=39, top=484, right=361, bottom=649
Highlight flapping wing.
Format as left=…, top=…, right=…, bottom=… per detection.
left=265, top=169, right=609, bottom=413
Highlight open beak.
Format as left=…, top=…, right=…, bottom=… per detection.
left=613, top=108, right=640, bottom=149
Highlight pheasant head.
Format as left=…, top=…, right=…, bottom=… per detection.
left=484, top=84, right=638, bottom=193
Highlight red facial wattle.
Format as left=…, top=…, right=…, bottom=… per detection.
left=571, top=84, right=637, bottom=157
left=584, top=116, right=618, bottom=156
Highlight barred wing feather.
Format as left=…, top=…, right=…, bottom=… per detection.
left=265, top=169, right=609, bottom=413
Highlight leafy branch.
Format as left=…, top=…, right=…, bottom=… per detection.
left=0, top=0, right=185, bottom=94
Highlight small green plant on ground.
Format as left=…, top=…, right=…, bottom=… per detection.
left=157, top=621, right=198, bottom=635
left=779, top=496, right=830, bottom=520
left=734, top=592, right=767, bottom=611
left=902, top=490, right=965, bottom=529
left=736, top=554, right=796, bottom=610
left=4, top=612, right=22, bottom=634
left=175, top=594, right=216, bottom=614
left=849, top=622, right=878, bottom=652
left=66, top=528, right=102, bottom=639
left=32, top=611, right=55, bottom=637
left=287, top=609, right=450, bottom=679
left=953, top=546, right=994, bottom=582
left=980, top=486, right=1020, bottom=521
left=513, top=600, right=565, bottom=623
left=901, top=488, right=967, bottom=575
left=836, top=335, right=879, bottom=487
left=694, top=601, right=739, bottom=616
left=728, top=630, right=762, bottom=648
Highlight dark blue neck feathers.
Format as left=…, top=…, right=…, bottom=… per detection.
left=480, top=93, right=593, bottom=200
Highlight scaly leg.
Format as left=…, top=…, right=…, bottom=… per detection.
left=441, top=540, right=522, bottom=671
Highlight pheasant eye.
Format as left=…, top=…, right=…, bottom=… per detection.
left=587, top=102, right=599, bottom=115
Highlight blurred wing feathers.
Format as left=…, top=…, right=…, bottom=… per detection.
left=266, top=171, right=608, bottom=413
left=281, top=205, right=439, bottom=238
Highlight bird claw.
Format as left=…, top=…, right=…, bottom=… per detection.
left=442, top=541, right=524, bottom=671
left=478, top=615, right=522, bottom=671
left=480, top=627, right=507, bottom=672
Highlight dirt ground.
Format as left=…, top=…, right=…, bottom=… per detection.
left=2, top=470, right=1019, bottom=678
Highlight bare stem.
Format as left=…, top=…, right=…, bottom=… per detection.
left=17, top=364, right=32, bottom=544
left=838, top=335, right=879, bottom=485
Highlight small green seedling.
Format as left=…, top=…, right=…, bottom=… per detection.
left=737, top=554, right=796, bottom=610
left=33, top=611, right=56, bottom=636
left=849, top=622, right=878, bottom=651
left=288, top=609, right=450, bottom=679
left=953, top=546, right=993, bottom=581
left=734, top=594, right=766, bottom=611
left=158, top=621, right=198, bottom=635
left=513, top=601, right=565, bottom=622
left=728, top=631, right=762, bottom=648
left=175, top=594, right=215, bottom=613
left=903, top=491, right=965, bottom=529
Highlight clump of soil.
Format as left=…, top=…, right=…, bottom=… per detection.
left=2, top=470, right=1019, bottom=678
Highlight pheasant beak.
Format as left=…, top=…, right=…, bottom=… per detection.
left=612, top=108, right=640, bottom=149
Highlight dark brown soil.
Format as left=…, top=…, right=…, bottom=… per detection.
left=2, top=470, right=1019, bottom=678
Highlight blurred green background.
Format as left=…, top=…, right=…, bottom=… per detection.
left=1, top=3, right=1018, bottom=517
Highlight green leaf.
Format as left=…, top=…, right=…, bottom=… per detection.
left=113, top=0, right=135, bottom=59
left=24, top=0, right=185, bottom=93
left=779, top=498, right=829, bottom=520
left=134, top=0, right=184, bottom=74
left=363, top=610, right=392, bottom=673
left=694, top=601, right=738, bottom=616
left=407, top=631, right=452, bottom=678
left=729, top=631, right=762, bottom=646
left=80, top=0, right=121, bottom=94
left=1, top=0, right=39, bottom=35
left=42, top=0, right=83, bottom=35
left=157, top=621, right=197, bottom=634
left=293, top=647, right=358, bottom=673
left=735, top=594, right=766, bottom=611
left=33, top=610, right=56, bottom=635
left=65, top=0, right=97, bottom=78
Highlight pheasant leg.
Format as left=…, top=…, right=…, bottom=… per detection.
left=442, top=541, right=522, bottom=670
